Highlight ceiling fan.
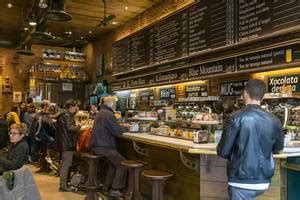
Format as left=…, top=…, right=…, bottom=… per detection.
left=97, top=0, right=116, bottom=27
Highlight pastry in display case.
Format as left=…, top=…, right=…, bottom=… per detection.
left=192, top=113, right=220, bottom=124
left=131, top=110, right=158, bottom=121
left=75, top=111, right=93, bottom=129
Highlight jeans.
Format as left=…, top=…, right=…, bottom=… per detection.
left=92, top=147, right=127, bottom=190
left=228, top=186, right=266, bottom=200
left=59, top=151, right=73, bottom=188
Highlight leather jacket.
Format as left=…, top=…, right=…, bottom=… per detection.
left=55, top=110, right=80, bottom=151
left=217, top=104, right=284, bottom=184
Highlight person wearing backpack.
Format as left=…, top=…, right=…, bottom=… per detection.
left=29, top=100, right=55, bottom=172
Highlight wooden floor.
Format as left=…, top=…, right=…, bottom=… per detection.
left=29, top=165, right=85, bottom=200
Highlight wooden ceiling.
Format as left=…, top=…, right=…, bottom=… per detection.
left=0, top=0, right=160, bottom=48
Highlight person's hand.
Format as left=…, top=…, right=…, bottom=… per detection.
left=123, top=123, right=131, bottom=128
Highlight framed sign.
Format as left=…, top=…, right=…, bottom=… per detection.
left=62, top=83, right=73, bottom=91
left=185, top=84, right=208, bottom=97
left=220, top=80, right=248, bottom=96
left=160, top=87, right=176, bottom=100
left=13, top=91, right=22, bottom=103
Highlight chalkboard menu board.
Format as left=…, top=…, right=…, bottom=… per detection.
left=188, top=0, right=235, bottom=54
left=160, top=87, right=176, bottom=99
left=112, top=43, right=300, bottom=91
left=185, top=84, right=208, bottom=97
left=112, top=0, right=300, bottom=74
left=112, top=39, right=130, bottom=73
left=149, top=10, right=188, bottom=64
left=237, top=45, right=300, bottom=71
left=237, top=0, right=300, bottom=42
left=188, top=58, right=236, bottom=78
left=130, top=29, right=149, bottom=68
left=220, top=80, right=248, bottom=96
left=140, top=89, right=154, bottom=101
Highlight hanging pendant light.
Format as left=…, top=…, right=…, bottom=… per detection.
left=47, top=0, right=72, bottom=21
left=39, top=0, right=48, bottom=9
left=31, top=18, right=53, bottom=41
left=29, top=14, right=37, bottom=26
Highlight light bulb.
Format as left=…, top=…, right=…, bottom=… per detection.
left=39, top=0, right=48, bottom=8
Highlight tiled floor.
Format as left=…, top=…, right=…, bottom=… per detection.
left=29, top=165, right=85, bottom=200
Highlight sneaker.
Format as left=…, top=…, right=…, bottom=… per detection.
left=59, top=186, right=73, bottom=192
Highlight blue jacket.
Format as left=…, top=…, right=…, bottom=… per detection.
left=90, top=105, right=127, bottom=149
left=217, top=104, right=284, bottom=184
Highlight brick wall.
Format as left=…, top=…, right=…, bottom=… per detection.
left=0, top=45, right=77, bottom=116
left=0, top=48, right=33, bottom=116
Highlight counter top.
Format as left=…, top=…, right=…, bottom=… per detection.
left=121, top=132, right=300, bottom=158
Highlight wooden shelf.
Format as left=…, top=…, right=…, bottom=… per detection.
left=42, top=58, right=85, bottom=66
left=191, top=120, right=220, bottom=125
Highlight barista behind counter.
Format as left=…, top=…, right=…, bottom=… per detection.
left=90, top=96, right=130, bottom=196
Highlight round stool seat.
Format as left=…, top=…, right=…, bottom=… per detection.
left=122, top=160, right=144, bottom=168
left=142, top=170, right=173, bottom=180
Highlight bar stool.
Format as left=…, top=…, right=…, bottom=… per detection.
left=142, top=170, right=173, bottom=200
left=81, top=153, right=102, bottom=200
left=121, top=160, right=146, bottom=200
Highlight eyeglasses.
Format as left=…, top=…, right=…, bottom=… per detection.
left=9, top=131, right=21, bottom=136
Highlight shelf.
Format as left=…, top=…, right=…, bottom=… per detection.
left=177, top=96, right=220, bottom=102
left=263, top=93, right=300, bottom=100
left=43, top=58, right=85, bottom=65
left=191, top=120, right=220, bottom=125
left=131, top=117, right=158, bottom=121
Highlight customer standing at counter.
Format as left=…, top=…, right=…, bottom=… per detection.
left=55, top=99, right=81, bottom=192
left=90, top=96, right=128, bottom=197
left=217, top=79, right=284, bottom=200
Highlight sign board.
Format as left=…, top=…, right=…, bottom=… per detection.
left=140, top=89, right=154, bottom=101
left=112, top=44, right=300, bottom=91
left=268, top=74, right=300, bottom=93
left=113, top=0, right=300, bottom=74
left=62, top=83, right=73, bottom=91
left=220, top=80, right=248, bottom=96
left=185, top=84, right=208, bottom=97
left=13, top=91, right=22, bottom=103
left=160, top=87, right=176, bottom=99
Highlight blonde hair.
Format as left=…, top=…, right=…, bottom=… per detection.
left=10, top=123, right=27, bottom=135
left=103, top=96, right=115, bottom=107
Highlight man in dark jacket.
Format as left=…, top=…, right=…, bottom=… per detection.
left=0, top=123, right=29, bottom=175
left=55, top=99, right=80, bottom=192
left=90, top=96, right=128, bottom=196
left=217, top=79, right=284, bottom=200
left=31, top=100, right=55, bottom=170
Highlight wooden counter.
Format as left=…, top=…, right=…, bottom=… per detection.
left=121, top=132, right=300, bottom=158
left=118, top=132, right=299, bottom=200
